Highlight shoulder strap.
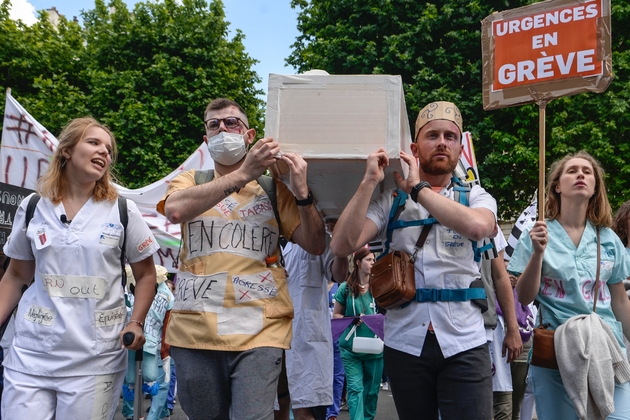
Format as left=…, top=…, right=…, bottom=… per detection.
left=411, top=223, right=433, bottom=261
left=256, top=175, right=281, bottom=228
left=451, top=177, right=494, bottom=262
left=383, top=178, right=492, bottom=262
left=381, top=189, right=410, bottom=258
left=194, top=169, right=215, bottom=185
left=451, top=176, right=470, bottom=207
left=593, top=227, right=601, bottom=313
left=24, top=194, right=41, bottom=228
left=118, top=197, right=129, bottom=288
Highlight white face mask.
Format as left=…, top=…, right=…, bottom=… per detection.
left=207, top=131, right=247, bottom=166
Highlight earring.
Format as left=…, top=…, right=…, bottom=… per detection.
left=61, top=158, right=66, bottom=168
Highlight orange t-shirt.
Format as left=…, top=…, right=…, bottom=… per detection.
left=157, top=169, right=301, bottom=351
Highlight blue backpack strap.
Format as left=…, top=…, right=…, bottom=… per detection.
left=383, top=177, right=491, bottom=263
left=413, top=287, right=487, bottom=302
left=388, top=217, right=437, bottom=231
left=451, top=177, right=494, bottom=262
left=451, top=176, right=470, bottom=207
left=382, top=189, right=440, bottom=260
left=381, top=189, right=407, bottom=259
left=474, top=241, right=495, bottom=262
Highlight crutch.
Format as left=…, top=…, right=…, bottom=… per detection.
left=123, top=332, right=144, bottom=420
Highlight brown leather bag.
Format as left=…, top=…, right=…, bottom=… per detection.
left=370, top=250, right=417, bottom=309
left=529, top=227, right=601, bottom=370
left=370, top=222, right=433, bottom=309
left=530, top=327, right=559, bottom=369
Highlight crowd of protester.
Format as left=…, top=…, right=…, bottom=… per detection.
left=1, top=97, right=630, bottom=420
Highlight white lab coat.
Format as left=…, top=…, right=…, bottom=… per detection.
left=282, top=240, right=335, bottom=408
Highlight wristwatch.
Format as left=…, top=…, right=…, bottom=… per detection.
left=410, top=181, right=431, bottom=203
left=295, top=191, right=314, bottom=206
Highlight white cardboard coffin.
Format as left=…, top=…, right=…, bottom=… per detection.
left=265, top=73, right=412, bottom=220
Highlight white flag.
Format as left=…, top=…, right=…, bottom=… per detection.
left=0, top=92, right=58, bottom=188
left=504, top=197, right=537, bottom=261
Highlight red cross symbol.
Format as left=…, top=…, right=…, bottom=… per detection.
left=259, top=272, right=273, bottom=283
left=238, top=290, right=251, bottom=300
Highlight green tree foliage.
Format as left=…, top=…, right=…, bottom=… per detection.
left=0, top=0, right=88, bottom=132
left=0, top=0, right=263, bottom=188
left=289, top=0, right=630, bottom=219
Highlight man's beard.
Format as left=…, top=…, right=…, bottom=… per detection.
left=419, top=151, right=458, bottom=175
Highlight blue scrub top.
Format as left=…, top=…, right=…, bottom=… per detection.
left=508, top=219, right=630, bottom=347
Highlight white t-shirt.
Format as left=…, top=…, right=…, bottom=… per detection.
left=3, top=194, right=160, bottom=377
left=367, top=184, right=497, bottom=358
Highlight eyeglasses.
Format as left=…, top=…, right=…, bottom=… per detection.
left=204, top=116, right=249, bottom=132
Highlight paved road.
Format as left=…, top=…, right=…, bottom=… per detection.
left=337, top=387, right=398, bottom=420
left=115, top=387, right=399, bottom=420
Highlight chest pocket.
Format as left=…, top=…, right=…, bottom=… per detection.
left=99, top=224, right=123, bottom=247
left=438, top=227, right=468, bottom=258
left=13, top=298, right=58, bottom=354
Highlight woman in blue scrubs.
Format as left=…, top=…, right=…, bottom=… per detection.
left=508, top=151, right=630, bottom=420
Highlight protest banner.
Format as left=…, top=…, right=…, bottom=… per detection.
left=481, top=0, right=612, bottom=110
left=481, top=0, right=612, bottom=219
left=457, top=132, right=480, bottom=186
left=0, top=183, right=34, bottom=251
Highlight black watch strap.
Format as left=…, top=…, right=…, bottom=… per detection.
left=295, top=191, right=314, bottom=206
left=410, top=181, right=431, bottom=203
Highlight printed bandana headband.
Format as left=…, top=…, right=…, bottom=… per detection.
left=415, top=101, right=463, bottom=140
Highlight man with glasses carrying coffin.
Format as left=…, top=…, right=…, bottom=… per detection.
left=331, top=101, right=499, bottom=420
left=157, top=98, right=326, bottom=419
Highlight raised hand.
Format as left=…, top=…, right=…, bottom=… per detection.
left=393, top=150, right=421, bottom=193
left=280, top=152, right=309, bottom=199
left=364, top=148, right=389, bottom=184
left=529, top=221, right=548, bottom=255
left=240, top=137, right=280, bottom=181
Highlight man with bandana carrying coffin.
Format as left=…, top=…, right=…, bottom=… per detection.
left=331, top=101, right=498, bottom=420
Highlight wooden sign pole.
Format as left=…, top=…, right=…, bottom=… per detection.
left=538, top=100, right=548, bottom=221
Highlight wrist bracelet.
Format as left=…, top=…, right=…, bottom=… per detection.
left=295, top=191, right=314, bottom=206
left=127, top=319, right=144, bottom=329
left=410, top=181, right=431, bottom=203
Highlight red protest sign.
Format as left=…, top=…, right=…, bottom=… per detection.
left=481, top=0, right=612, bottom=110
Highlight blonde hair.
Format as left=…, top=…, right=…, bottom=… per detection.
left=38, top=117, right=119, bottom=204
left=545, top=151, right=612, bottom=228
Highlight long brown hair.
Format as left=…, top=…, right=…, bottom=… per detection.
left=38, top=117, right=119, bottom=204
left=545, top=150, right=612, bottom=228
left=613, top=201, right=630, bottom=247
left=346, top=247, right=373, bottom=298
